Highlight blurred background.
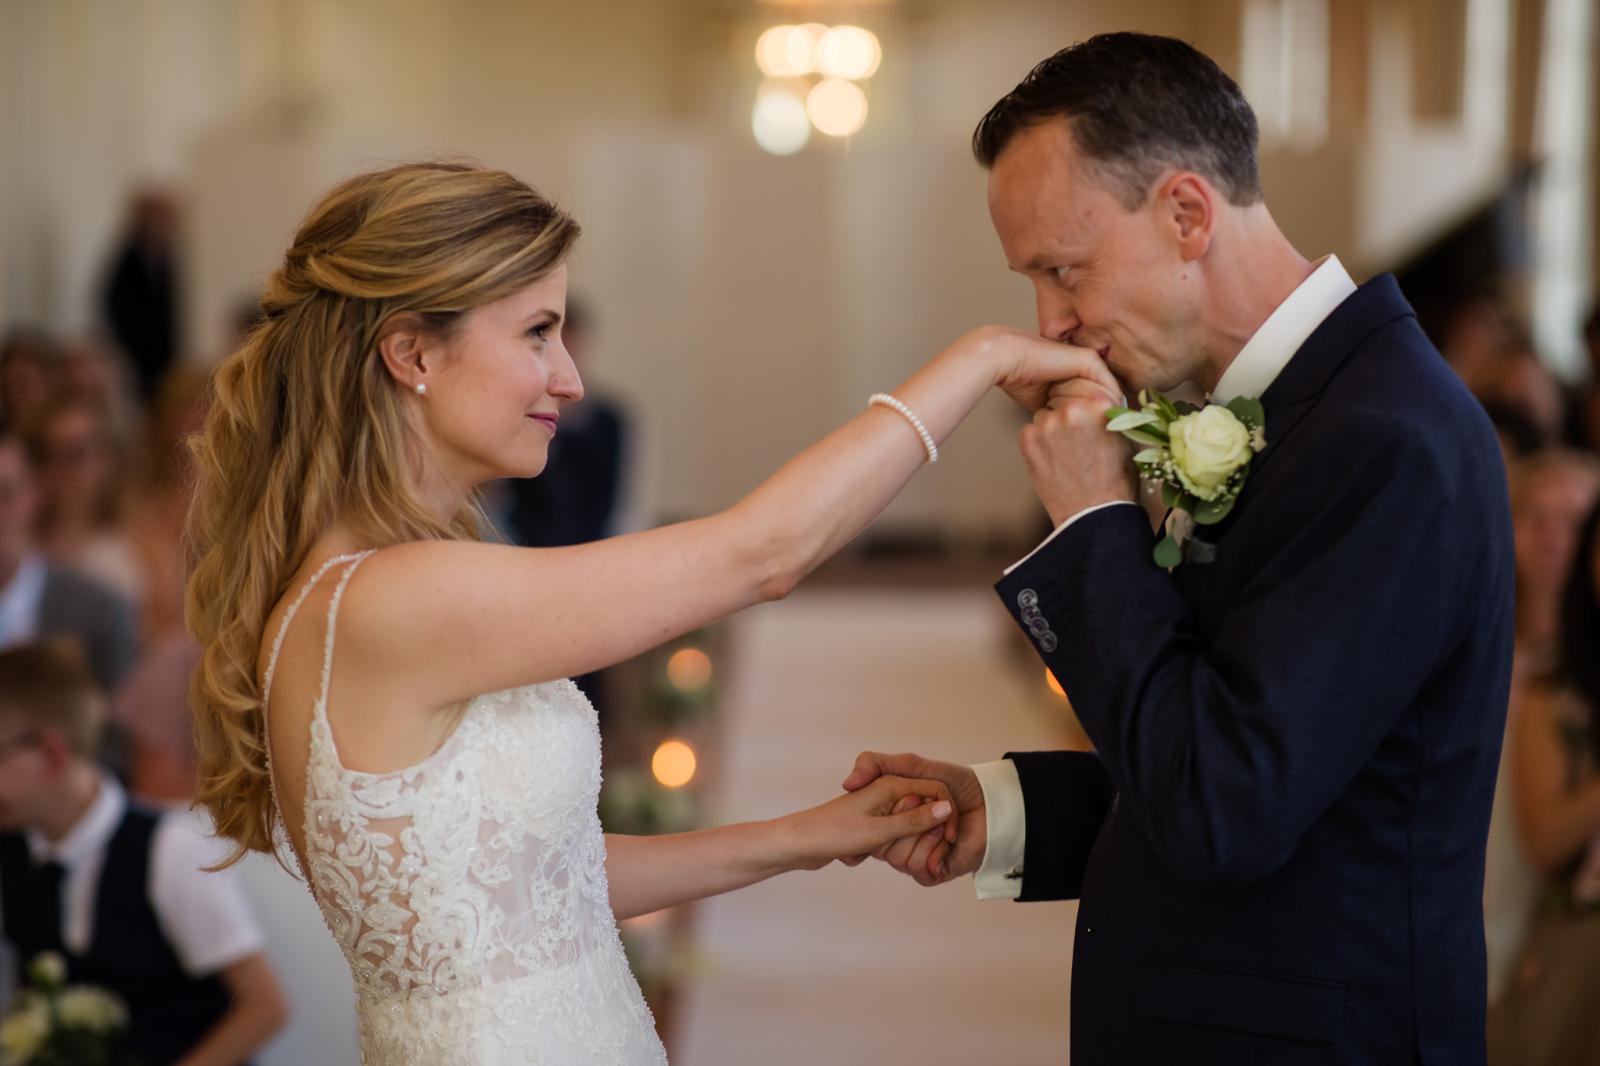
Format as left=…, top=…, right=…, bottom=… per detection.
left=0, top=0, right=1597, bottom=1063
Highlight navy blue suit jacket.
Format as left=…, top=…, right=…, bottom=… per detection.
left=995, top=275, right=1513, bottom=1065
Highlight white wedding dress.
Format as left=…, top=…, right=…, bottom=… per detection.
left=261, top=550, right=667, bottom=1065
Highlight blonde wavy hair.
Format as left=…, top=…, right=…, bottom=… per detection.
left=185, top=162, right=581, bottom=865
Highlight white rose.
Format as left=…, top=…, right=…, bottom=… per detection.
left=1168, top=406, right=1253, bottom=500
left=0, top=997, right=50, bottom=1064
left=56, top=988, right=127, bottom=1034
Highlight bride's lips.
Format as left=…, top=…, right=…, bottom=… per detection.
left=527, top=413, right=559, bottom=434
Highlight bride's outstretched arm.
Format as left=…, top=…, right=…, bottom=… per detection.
left=347, top=330, right=1116, bottom=712
left=602, top=775, right=956, bottom=920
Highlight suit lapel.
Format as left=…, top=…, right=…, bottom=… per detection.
left=1185, top=274, right=1418, bottom=551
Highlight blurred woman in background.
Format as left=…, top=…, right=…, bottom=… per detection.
left=1490, top=498, right=1600, bottom=1063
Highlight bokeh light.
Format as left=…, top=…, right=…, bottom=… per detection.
left=652, top=739, right=698, bottom=789
left=818, top=26, right=882, bottom=80
left=752, top=83, right=811, bottom=155
left=755, top=25, right=798, bottom=77
left=667, top=647, right=714, bottom=692
left=783, top=23, right=828, bottom=75
left=1045, top=669, right=1066, bottom=700
left=806, top=78, right=868, bottom=137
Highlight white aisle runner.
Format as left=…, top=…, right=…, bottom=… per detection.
left=675, top=587, right=1080, bottom=1065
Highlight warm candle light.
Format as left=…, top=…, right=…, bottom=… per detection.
left=755, top=25, right=794, bottom=76
left=818, top=25, right=881, bottom=80
left=667, top=648, right=714, bottom=692
left=652, top=740, right=698, bottom=789
left=806, top=77, right=868, bottom=137
left=752, top=82, right=811, bottom=155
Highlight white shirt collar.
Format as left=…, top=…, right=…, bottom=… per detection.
left=0, top=552, right=47, bottom=649
left=26, top=770, right=126, bottom=871
left=1209, top=254, right=1357, bottom=404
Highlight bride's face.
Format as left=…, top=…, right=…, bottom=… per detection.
left=987, top=118, right=1206, bottom=393
left=423, top=266, right=583, bottom=484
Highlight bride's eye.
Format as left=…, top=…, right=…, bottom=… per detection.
left=527, top=323, right=551, bottom=343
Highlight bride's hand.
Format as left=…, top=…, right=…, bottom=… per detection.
left=777, top=775, right=956, bottom=872
left=945, top=325, right=1123, bottom=412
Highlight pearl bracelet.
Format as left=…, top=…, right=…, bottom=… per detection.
left=868, top=393, right=939, bottom=464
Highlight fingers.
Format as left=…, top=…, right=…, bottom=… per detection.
left=886, top=797, right=953, bottom=838
left=1017, top=340, right=1119, bottom=401
left=1047, top=377, right=1122, bottom=408
left=869, top=794, right=922, bottom=860
left=906, top=828, right=946, bottom=886
left=842, top=751, right=925, bottom=792
left=1054, top=349, right=1121, bottom=401
left=865, top=778, right=956, bottom=887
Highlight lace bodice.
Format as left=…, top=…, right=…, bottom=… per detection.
left=262, top=551, right=665, bottom=1065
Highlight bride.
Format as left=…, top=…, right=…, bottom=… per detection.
left=184, top=162, right=1113, bottom=1065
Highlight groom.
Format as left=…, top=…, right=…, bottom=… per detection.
left=846, top=33, right=1513, bottom=1064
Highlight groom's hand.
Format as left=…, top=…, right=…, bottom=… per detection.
left=1020, top=378, right=1138, bottom=525
left=842, top=752, right=986, bottom=887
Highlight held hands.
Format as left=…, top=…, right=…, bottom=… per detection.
left=841, top=752, right=988, bottom=887
left=779, top=775, right=957, bottom=872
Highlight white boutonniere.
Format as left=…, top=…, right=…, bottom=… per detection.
left=1104, top=390, right=1266, bottom=569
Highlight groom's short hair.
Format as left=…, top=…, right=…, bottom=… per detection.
left=973, top=33, right=1263, bottom=210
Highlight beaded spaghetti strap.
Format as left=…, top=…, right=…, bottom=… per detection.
left=311, top=551, right=375, bottom=748
left=260, top=550, right=375, bottom=855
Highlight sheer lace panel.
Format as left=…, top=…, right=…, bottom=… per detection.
left=260, top=551, right=663, bottom=1064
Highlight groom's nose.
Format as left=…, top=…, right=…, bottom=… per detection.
left=1035, top=288, right=1079, bottom=343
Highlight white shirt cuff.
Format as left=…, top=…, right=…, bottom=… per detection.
left=1004, top=501, right=1141, bottom=576
left=972, top=759, right=1026, bottom=901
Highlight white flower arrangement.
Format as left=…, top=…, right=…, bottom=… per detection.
left=1105, top=389, right=1267, bottom=568
left=0, top=953, right=130, bottom=1066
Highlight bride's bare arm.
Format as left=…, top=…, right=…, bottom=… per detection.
left=346, top=328, right=1115, bottom=710
left=602, top=776, right=956, bottom=920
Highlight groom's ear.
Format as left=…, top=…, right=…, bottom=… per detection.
left=1157, top=172, right=1215, bottom=263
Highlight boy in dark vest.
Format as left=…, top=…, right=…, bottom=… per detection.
left=0, top=641, right=287, bottom=1065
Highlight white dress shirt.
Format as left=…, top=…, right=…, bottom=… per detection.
left=974, top=254, right=1358, bottom=900
left=0, top=553, right=47, bottom=650
left=0, top=772, right=266, bottom=975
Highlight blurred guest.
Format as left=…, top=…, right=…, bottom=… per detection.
left=1577, top=303, right=1600, bottom=452
left=1438, top=297, right=1513, bottom=400
left=58, top=334, right=139, bottom=439
left=100, top=190, right=182, bottom=403
left=1490, top=331, right=1566, bottom=449
left=0, top=328, right=61, bottom=429
left=1484, top=452, right=1600, bottom=1002
left=1511, top=451, right=1600, bottom=684
left=0, top=432, right=135, bottom=692
left=114, top=367, right=211, bottom=801
left=1485, top=402, right=1546, bottom=470
left=0, top=640, right=288, bottom=1065
left=1489, top=500, right=1600, bottom=1063
left=112, top=636, right=203, bottom=803
left=25, top=397, right=143, bottom=607
left=127, top=366, right=210, bottom=643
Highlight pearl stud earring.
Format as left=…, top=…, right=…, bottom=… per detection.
left=415, top=383, right=428, bottom=396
